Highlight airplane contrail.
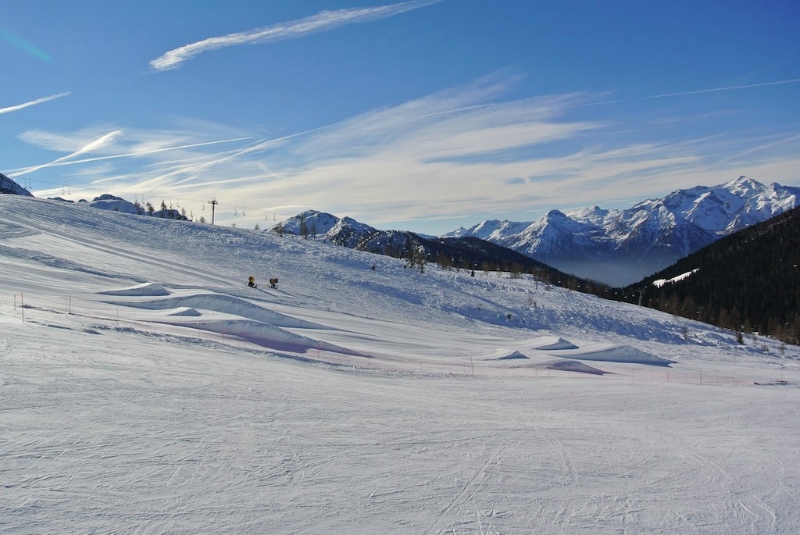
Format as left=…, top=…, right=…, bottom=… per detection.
left=0, top=92, right=70, bottom=115
left=150, top=0, right=442, bottom=70
left=11, top=130, right=123, bottom=178
left=641, top=78, right=800, bottom=99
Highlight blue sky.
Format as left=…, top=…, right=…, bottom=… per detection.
left=2, top=0, right=799, bottom=234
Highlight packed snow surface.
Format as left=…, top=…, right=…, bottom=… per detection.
left=1, top=195, right=799, bottom=534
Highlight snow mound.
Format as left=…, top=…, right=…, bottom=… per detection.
left=99, top=282, right=170, bottom=296
left=485, top=349, right=529, bottom=360
left=543, top=359, right=608, bottom=375
left=165, top=319, right=361, bottom=356
left=549, top=344, right=674, bottom=367
left=165, top=307, right=202, bottom=317
left=114, top=294, right=325, bottom=329
left=88, top=194, right=144, bottom=215
left=527, top=336, right=579, bottom=350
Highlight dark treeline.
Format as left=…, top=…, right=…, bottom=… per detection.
left=312, top=207, right=799, bottom=345
left=612, top=206, right=800, bottom=344
left=358, top=232, right=595, bottom=291
left=418, top=236, right=594, bottom=290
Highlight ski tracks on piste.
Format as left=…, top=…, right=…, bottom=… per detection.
left=429, top=450, right=507, bottom=535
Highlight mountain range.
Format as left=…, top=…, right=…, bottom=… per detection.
left=3, top=171, right=797, bottom=289
left=447, top=176, right=799, bottom=286
left=274, top=209, right=589, bottom=288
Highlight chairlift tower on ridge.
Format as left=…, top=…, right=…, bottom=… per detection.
left=209, top=198, right=218, bottom=225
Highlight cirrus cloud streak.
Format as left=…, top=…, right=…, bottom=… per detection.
left=21, top=75, right=800, bottom=234
left=150, top=0, right=442, bottom=71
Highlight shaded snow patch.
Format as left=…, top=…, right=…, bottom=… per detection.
left=109, top=293, right=326, bottom=329
left=485, top=349, right=529, bottom=360
left=166, top=307, right=202, bottom=317
left=163, top=319, right=362, bottom=356
left=545, top=344, right=674, bottom=367
left=544, top=359, right=608, bottom=375
left=526, top=336, right=579, bottom=350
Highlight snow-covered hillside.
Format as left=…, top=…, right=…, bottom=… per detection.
left=2, top=194, right=799, bottom=534
left=450, top=176, right=800, bottom=286
left=0, top=172, right=32, bottom=196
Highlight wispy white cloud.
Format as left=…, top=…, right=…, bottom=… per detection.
left=11, top=136, right=251, bottom=170
left=12, top=130, right=123, bottom=178
left=0, top=92, right=70, bottom=115
left=20, top=74, right=800, bottom=233
left=150, top=0, right=442, bottom=71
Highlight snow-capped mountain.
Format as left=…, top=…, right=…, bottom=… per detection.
left=449, top=177, right=800, bottom=287
left=272, top=211, right=580, bottom=284
left=275, top=210, right=381, bottom=248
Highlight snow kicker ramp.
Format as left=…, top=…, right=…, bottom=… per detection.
left=106, top=292, right=326, bottom=329
left=525, top=336, right=579, bottom=350
left=543, top=359, right=608, bottom=375
left=541, top=344, right=674, bottom=367
left=170, top=319, right=362, bottom=355
left=103, top=288, right=363, bottom=356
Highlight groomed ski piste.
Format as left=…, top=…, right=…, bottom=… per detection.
left=1, top=194, right=799, bottom=534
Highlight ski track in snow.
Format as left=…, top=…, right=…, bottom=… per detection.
left=1, top=195, right=799, bottom=534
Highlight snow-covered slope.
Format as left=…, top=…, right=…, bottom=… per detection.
left=450, top=176, right=800, bottom=286
left=2, top=194, right=799, bottom=534
left=0, top=172, right=33, bottom=196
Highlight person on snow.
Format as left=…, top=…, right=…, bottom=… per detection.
left=248, top=275, right=257, bottom=288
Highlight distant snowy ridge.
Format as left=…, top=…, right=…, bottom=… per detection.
left=274, top=210, right=439, bottom=258
left=276, top=209, right=385, bottom=248
left=448, top=176, right=800, bottom=287
left=51, top=193, right=189, bottom=220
